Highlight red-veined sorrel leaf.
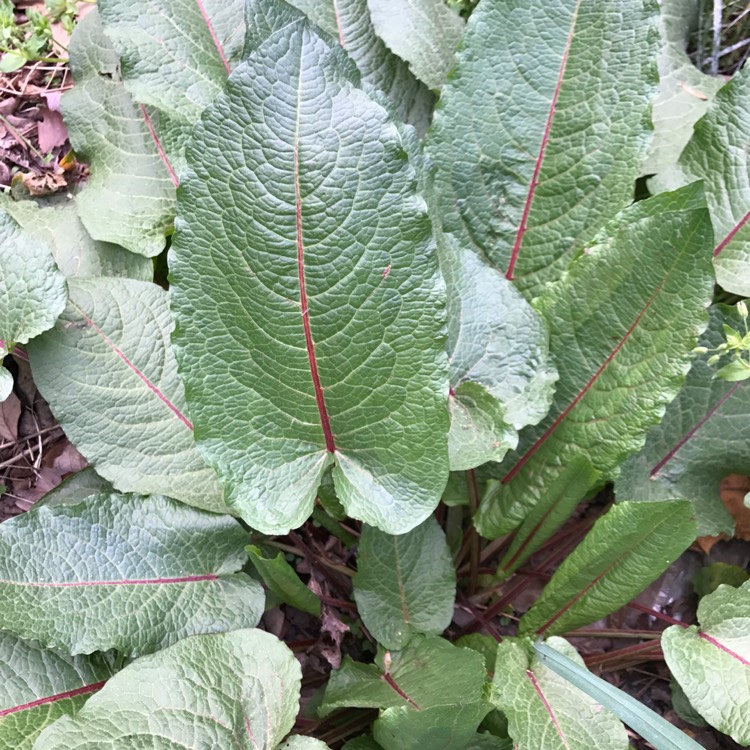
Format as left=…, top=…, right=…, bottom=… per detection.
left=475, top=184, right=714, bottom=539
left=426, top=0, right=659, bottom=299
left=27, top=277, right=227, bottom=514
left=62, top=11, right=176, bottom=257
left=0, top=493, right=263, bottom=656
left=0, top=633, right=112, bottom=750
left=491, top=637, right=628, bottom=750
left=617, top=305, right=749, bottom=536
left=171, top=0, right=449, bottom=535
left=519, top=501, right=696, bottom=637
left=33, top=630, right=300, bottom=749
left=663, top=581, right=750, bottom=745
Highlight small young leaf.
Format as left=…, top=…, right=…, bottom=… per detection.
left=617, top=305, right=750, bottom=536
left=27, top=277, right=227, bottom=514
left=663, top=582, right=750, bottom=745
left=519, top=501, right=696, bottom=636
left=171, top=6, right=449, bottom=535
left=36, top=467, right=113, bottom=508
left=62, top=10, right=176, bottom=257
left=491, top=637, right=628, bottom=750
left=33, top=630, right=300, bottom=749
left=366, top=0, right=463, bottom=90
left=247, top=545, right=321, bottom=616
left=0, top=208, right=66, bottom=358
left=426, top=0, right=659, bottom=298
left=534, top=641, right=705, bottom=750
left=353, top=516, right=456, bottom=649
left=0, top=633, right=112, bottom=749
left=680, top=65, right=750, bottom=296
left=0, top=494, right=263, bottom=656
left=476, top=184, right=714, bottom=538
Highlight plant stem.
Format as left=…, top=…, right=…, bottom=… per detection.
left=465, top=469, right=480, bottom=595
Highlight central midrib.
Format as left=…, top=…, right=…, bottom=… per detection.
left=294, top=58, right=337, bottom=453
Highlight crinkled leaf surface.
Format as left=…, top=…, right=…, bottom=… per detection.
left=475, top=184, right=714, bottom=538
left=171, top=10, right=449, bottom=535
left=247, top=545, right=321, bottom=615
left=0, top=208, right=66, bottom=358
left=366, top=0, right=463, bottom=90
left=426, top=0, right=659, bottom=299
left=0, top=195, right=151, bottom=281
left=491, top=637, right=628, bottom=750
left=321, top=635, right=486, bottom=714
left=680, top=66, right=750, bottom=296
left=441, top=233, right=557, bottom=470
left=644, top=0, right=724, bottom=181
left=97, top=0, right=243, bottom=172
left=280, top=0, right=434, bottom=133
left=353, top=516, right=456, bottom=649
left=62, top=11, right=176, bottom=257
left=617, top=305, right=748, bottom=536
left=0, top=493, right=263, bottom=656
left=519, top=501, right=696, bottom=636
left=27, top=277, right=226, bottom=514
left=33, top=629, right=298, bottom=749
left=663, top=582, right=750, bottom=745
left=279, top=737, right=332, bottom=749
left=0, top=633, right=112, bottom=750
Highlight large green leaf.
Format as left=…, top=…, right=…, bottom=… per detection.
left=27, top=277, right=226, bottom=514
left=366, top=0, right=463, bottom=90
left=97, top=0, right=243, bottom=173
left=663, top=582, right=750, bottom=745
left=491, top=638, right=628, bottom=750
left=0, top=493, right=263, bottom=656
left=644, top=0, right=724, bottom=183
left=441, top=232, right=557, bottom=471
left=426, top=0, right=659, bottom=299
left=519, top=501, right=696, bottom=636
left=171, top=5, right=449, bottom=535
left=617, top=305, right=748, bottom=536
left=33, top=630, right=299, bottom=749
left=0, top=634, right=112, bottom=750
left=37, top=468, right=114, bottom=508
left=475, top=184, right=714, bottom=538
left=353, top=516, right=456, bottom=649
left=0, top=208, right=66, bottom=359
left=679, top=66, right=750, bottom=296
left=0, top=195, right=151, bottom=281
left=281, top=0, right=434, bottom=134
left=63, top=11, right=176, bottom=257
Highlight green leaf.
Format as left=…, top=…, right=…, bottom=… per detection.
left=0, top=369, right=12, bottom=403
left=0, top=493, right=263, bottom=656
left=321, top=635, right=486, bottom=714
left=27, top=277, right=227, bottom=514
left=693, top=563, right=750, bottom=598
left=353, top=516, right=456, bottom=649
left=491, top=638, right=628, bottom=750
left=247, top=545, right=321, bottom=615
left=679, top=65, right=750, bottom=295
left=663, top=582, right=750, bottom=745
left=715, top=358, right=750, bottom=382
left=366, top=0, right=463, bottom=90
left=644, top=0, right=724, bottom=183
left=497, top=457, right=599, bottom=577
left=441, top=233, right=557, bottom=471
left=0, top=51, right=26, bottom=73
left=343, top=738, right=383, bottom=750
left=426, top=0, right=659, bottom=299
left=0, top=195, right=152, bottom=281
left=280, top=738, right=332, bottom=749
left=0, top=208, right=66, bottom=358
left=281, top=0, right=434, bottom=134
left=616, top=305, right=749, bottom=536
left=534, top=641, right=705, bottom=750
left=33, top=629, right=300, bottom=749
left=97, top=0, right=244, bottom=168
left=36, top=467, right=113, bottom=508
left=0, top=633, right=112, bottom=750
left=62, top=10, right=176, bottom=257
left=475, top=184, right=714, bottom=538
left=171, top=7, right=449, bottom=535
left=519, top=501, right=696, bottom=637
